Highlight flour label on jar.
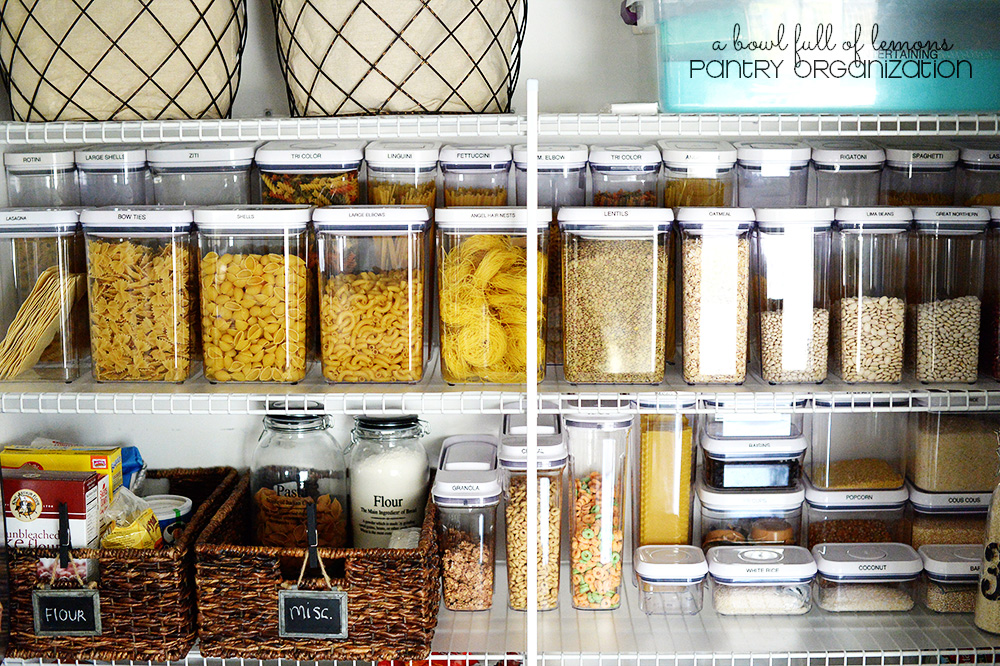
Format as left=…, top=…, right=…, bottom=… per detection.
left=355, top=491, right=425, bottom=547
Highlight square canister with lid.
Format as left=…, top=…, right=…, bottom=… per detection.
left=810, top=139, right=885, bottom=207
left=909, top=483, right=989, bottom=549
left=589, top=145, right=660, bottom=207
left=634, top=545, right=708, bottom=615
left=956, top=140, right=1000, bottom=207
left=433, top=435, right=501, bottom=611
left=75, top=146, right=149, bottom=206
left=148, top=142, right=255, bottom=205
left=734, top=141, right=810, bottom=208
left=707, top=545, right=816, bottom=615
left=313, top=206, right=428, bottom=383
left=82, top=207, right=195, bottom=382
left=700, top=396, right=806, bottom=440
left=918, top=544, right=982, bottom=613
left=701, top=429, right=807, bottom=491
left=659, top=139, right=737, bottom=207
left=804, top=475, right=910, bottom=549
left=908, top=396, right=1000, bottom=493
left=879, top=141, right=959, bottom=206
left=4, top=148, right=80, bottom=207
left=365, top=141, right=439, bottom=207
left=813, top=542, right=922, bottom=612
left=697, top=480, right=804, bottom=550
left=256, top=140, right=364, bottom=205
left=440, top=144, right=511, bottom=207
left=0, top=209, right=86, bottom=381
left=195, top=205, right=311, bottom=383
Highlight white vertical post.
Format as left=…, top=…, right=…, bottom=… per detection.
left=526, top=78, right=539, bottom=666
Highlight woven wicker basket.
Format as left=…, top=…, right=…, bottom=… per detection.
left=6, top=467, right=238, bottom=662
left=195, top=473, right=440, bottom=660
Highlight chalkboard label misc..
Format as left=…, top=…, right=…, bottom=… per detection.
left=278, top=589, right=348, bottom=639
left=32, top=589, right=101, bottom=636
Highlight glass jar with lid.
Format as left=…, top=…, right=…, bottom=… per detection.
left=256, top=140, right=364, bottom=205
left=810, top=139, right=885, bottom=207
left=658, top=140, right=737, bottom=207
left=147, top=142, right=255, bottom=205
left=365, top=141, right=439, bottom=207
left=440, top=144, right=511, bottom=207
left=75, top=146, right=150, bottom=206
left=734, top=140, right=810, bottom=207
left=589, top=145, right=660, bottom=207
left=956, top=140, right=1000, bottom=206
left=879, top=141, right=959, bottom=206
left=4, top=148, right=81, bottom=207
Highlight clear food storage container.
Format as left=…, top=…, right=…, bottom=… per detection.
left=701, top=396, right=807, bottom=439
left=559, top=207, right=672, bottom=383
left=987, top=208, right=1000, bottom=379
left=813, top=543, right=921, bottom=612
left=677, top=207, right=754, bottom=384
left=734, top=141, right=810, bottom=208
left=365, top=141, right=439, bottom=206
left=256, top=140, right=364, bottom=205
left=697, top=479, right=804, bottom=550
left=879, top=142, right=959, bottom=206
left=658, top=139, right=737, bottom=207
left=909, top=397, right=1000, bottom=493
left=701, top=430, right=807, bottom=491
left=81, top=207, right=195, bottom=382
left=195, top=205, right=310, bottom=383
left=909, top=483, right=989, bottom=549
left=908, top=207, right=988, bottom=383
left=811, top=396, right=908, bottom=491
left=440, top=144, right=511, bottom=207
left=707, top=545, right=816, bottom=615
left=499, top=411, right=566, bottom=611
left=919, top=544, right=981, bottom=613
left=0, top=209, right=86, bottom=381
left=754, top=207, right=835, bottom=384
left=810, top=139, right=885, bottom=207
left=436, top=207, right=549, bottom=384
left=956, top=141, right=1000, bottom=206
left=589, top=145, right=660, bottom=207
left=832, top=207, right=911, bottom=383
left=313, top=206, right=428, bottom=383
left=804, top=475, right=910, bottom=549
left=564, top=413, right=632, bottom=610
left=4, top=148, right=80, bottom=207
left=433, top=435, right=501, bottom=611
left=147, top=142, right=255, bottom=205
left=634, top=545, right=708, bottom=615
left=75, top=146, right=149, bottom=206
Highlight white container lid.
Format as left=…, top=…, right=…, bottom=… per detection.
left=147, top=142, right=256, bottom=168
left=707, top=545, right=817, bottom=584
left=497, top=435, right=568, bottom=469
left=906, top=481, right=991, bottom=514
left=700, top=430, right=808, bottom=459
left=697, top=479, right=804, bottom=511
left=813, top=543, right=922, bottom=581
left=754, top=207, right=836, bottom=232
left=312, top=206, right=429, bottom=234
left=588, top=145, right=660, bottom=171
left=0, top=208, right=79, bottom=234
left=433, top=435, right=501, bottom=507
left=501, top=404, right=560, bottom=437
left=557, top=207, right=672, bottom=235
left=75, top=145, right=147, bottom=168
left=439, top=144, right=512, bottom=168
left=365, top=141, right=440, bottom=167
left=804, top=473, right=908, bottom=509
left=631, top=395, right=698, bottom=410
left=635, top=545, right=708, bottom=583
left=81, top=207, right=193, bottom=231
left=435, top=206, right=550, bottom=231
left=676, top=207, right=754, bottom=232
left=912, top=206, right=990, bottom=232
left=255, top=140, right=364, bottom=169
left=4, top=147, right=77, bottom=170
left=919, top=544, right=983, bottom=582
left=658, top=139, right=737, bottom=168
left=513, top=143, right=589, bottom=169
left=145, top=494, right=193, bottom=520
left=811, top=139, right=885, bottom=168
left=562, top=413, right=633, bottom=430
left=884, top=142, right=959, bottom=166
left=957, top=140, right=1000, bottom=166
left=734, top=140, right=811, bottom=165
left=834, top=207, right=913, bottom=232
left=194, top=205, right=311, bottom=231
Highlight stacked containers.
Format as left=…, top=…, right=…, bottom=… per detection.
left=697, top=480, right=804, bottom=550
left=255, top=140, right=364, bottom=205
left=909, top=484, right=989, bottom=549
left=918, top=544, right=982, bottom=613
left=734, top=141, right=810, bottom=208
left=147, top=142, right=256, bottom=205
left=810, top=139, right=885, bottom=207
left=634, top=545, right=708, bottom=615
left=701, top=429, right=807, bottom=492
left=75, top=146, right=149, bottom=206
left=956, top=141, right=1000, bottom=206
left=813, top=543, right=922, bottom=612
left=364, top=141, right=439, bottom=206
left=440, top=145, right=511, bottom=207
left=707, top=545, right=816, bottom=615
left=4, top=148, right=80, bottom=207
left=879, top=141, right=959, bottom=206
left=589, top=145, right=660, bottom=207
left=658, top=140, right=737, bottom=207
left=0, top=209, right=85, bottom=381
left=805, top=475, right=910, bottom=549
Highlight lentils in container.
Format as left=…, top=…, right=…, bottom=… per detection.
left=701, top=429, right=807, bottom=491
left=909, top=397, right=1000, bottom=493
left=440, top=144, right=511, bottom=207
left=147, top=142, right=255, bottom=205
left=589, top=145, right=660, bottom=207
left=879, top=141, right=958, bottom=206
left=4, top=148, right=80, bottom=207
left=707, top=545, right=816, bottom=615
left=919, top=544, right=982, bottom=613
left=256, top=140, right=364, bottom=205
left=634, top=545, right=708, bottom=615
left=658, top=139, right=737, bottom=207
left=697, top=479, right=804, bottom=550
left=365, top=141, right=439, bottom=206
left=804, top=474, right=910, bottom=549
left=813, top=542, right=921, bottom=612
left=75, top=146, right=149, bottom=206
left=907, top=482, right=989, bottom=549
left=734, top=140, right=810, bottom=208
left=956, top=140, right=1000, bottom=206
left=810, top=139, right=885, bottom=207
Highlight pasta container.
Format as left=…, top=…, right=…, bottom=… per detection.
left=909, top=395, right=1000, bottom=493
left=147, top=142, right=255, bottom=205
left=918, top=544, right=981, bottom=613
left=810, top=139, right=885, bottom=207
left=832, top=207, right=912, bottom=383
left=634, top=545, right=707, bottom=615
left=804, top=475, right=910, bottom=549
left=697, top=479, right=804, bottom=550
left=313, top=206, right=428, bottom=383
left=588, top=145, right=660, bottom=207
left=956, top=141, right=1000, bottom=206
left=0, top=209, right=86, bottom=381
left=81, top=207, right=195, bottom=383
left=879, top=141, right=959, bottom=206
left=811, top=396, right=908, bottom=491
left=707, top=545, right=816, bottom=616
left=75, top=146, right=149, bottom=206
left=987, top=208, right=1000, bottom=380
left=701, top=396, right=806, bottom=439
left=734, top=141, right=810, bottom=208
left=559, top=207, right=672, bottom=384
left=701, top=430, right=807, bottom=491
left=365, top=141, right=439, bottom=207
left=4, top=148, right=80, bottom=207
left=256, top=140, right=364, bottom=206
left=440, top=144, right=511, bottom=207
left=677, top=207, right=754, bottom=384
left=907, top=207, right=988, bottom=383
left=754, top=207, right=835, bottom=384
left=658, top=139, right=737, bottom=207
left=813, top=542, right=921, bottom=612
left=908, top=482, right=988, bottom=549
left=195, top=205, right=311, bottom=383
left=436, top=207, right=550, bottom=384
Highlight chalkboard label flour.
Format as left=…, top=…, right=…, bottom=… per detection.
left=278, top=589, right=348, bottom=639
left=32, top=589, right=101, bottom=636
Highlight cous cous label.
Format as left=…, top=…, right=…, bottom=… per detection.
left=278, top=589, right=348, bottom=639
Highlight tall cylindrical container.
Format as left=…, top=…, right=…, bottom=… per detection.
left=810, top=139, right=884, bottom=207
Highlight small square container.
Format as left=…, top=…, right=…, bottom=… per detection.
left=195, top=205, right=311, bottom=383
left=956, top=141, right=1000, bottom=206
left=697, top=479, right=804, bottom=550
left=918, top=544, right=982, bottom=613
left=0, top=209, right=86, bottom=381
left=4, top=148, right=80, bottom=207
left=75, top=146, right=150, bottom=206
left=810, top=140, right=885, bottom=207
left=811, top=396, right=908, bottom=491
left=256, top=140, right=364, bottom=205
left=365, top=141, right=439, bottom=206
left=148, top=142, right=255, bottom=205
left=701, top=396, right=807, bottom=439
left=589, top=145, right=660, bottom=207
left=658, top=140, right=737, bottom=207
left=908, top=483, right=989, bottom=549
left=909, top=396, right=1000, bottom=493
left=804, top=475, right=910, bottom=549
left=701, top=430, right=807, bottom=491
left=634, top=545, right=708, bottom=615
left=440, top=144, right=511, bottom=207
left=813, top=542, right=922, bottom=612
left=707, top=545, right=816, bottom=616
left=879, top=141, right=959, bottom=206
left=734, top=141, right=810, bottom=208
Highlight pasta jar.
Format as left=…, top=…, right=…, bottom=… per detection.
left=0, top=209, right=86, bottom=381
left=147, top=142, right=255, bottom=205
left=956, top=141, right=1000, bottom=206
left=908, top=483, right=988, bottom=549
left=919, top=544, right=981, bottom=613
left=658, top=139, right=737, bottom=207
left=634, top=545, right=708, bottom=615
left=313, top=206, right=428, bottom=383
left=256, top=140, right=364, bottom=205
left=734, top=140, right=810, bottom=208
left=701, top=430, right=807, bottom=491
left=81, top=207, right=196, bottom=382
left=697, top=480, right=804, bottom=550
left=365, top=141, right=439, bottom=206
left=4, top=148, right=80, bottom=207
left=908, top=207, right=988, bottom=383
left=436, top=207, right=549, bottom=384
left=754, top=207, right=835, bottom=384
left=879, top=141, right=959, bottom=206
left=909, top=396, right=1000, bottom=493
left=564, top=413, right=632, bottom=610
left=588, top=145, right=660, bottom=207
left=700, top=396, right=807, bottom=439
left=559, top=207, right=672, bottom=383
left=833, top=207, right=911, bottom=383
left=440, top=144, right=511, bottom=207
left=75, top=146, right=149, bottom=206
left=813, top=542, right=921, bottom=612
left=707, top=545, right=816, bottom=615
left=433, top=435, right=501, bottom=611
left=195, top=205, right=310, bottom=383
left=677, top=207, right=754, bottom=384
left=804, top=475, right=910, bottom=549
left=810, top=139, right=885, bottom=207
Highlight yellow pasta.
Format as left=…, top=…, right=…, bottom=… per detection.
left=368, top=180, right=436, bottom=206
left=444, top=186, right=508, bottom=207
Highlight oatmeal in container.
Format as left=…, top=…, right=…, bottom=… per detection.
left=707, top=545, right=816, bottom=615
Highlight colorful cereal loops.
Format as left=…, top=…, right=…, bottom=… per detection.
left=571, top=471, right=624, bottom=610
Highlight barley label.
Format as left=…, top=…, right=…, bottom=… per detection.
left=278, top=589, right=348, bottom=639
left=32, top=588, right=101, bottom=636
